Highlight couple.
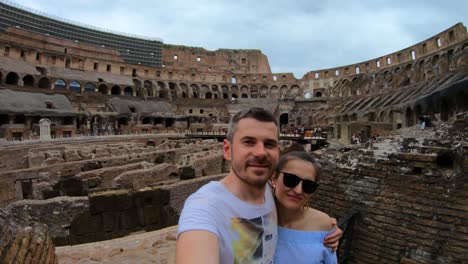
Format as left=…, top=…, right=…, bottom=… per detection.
left=176, top=107, right=341, bottom=263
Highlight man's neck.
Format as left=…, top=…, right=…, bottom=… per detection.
left=220, top=172, right=266, bottom=205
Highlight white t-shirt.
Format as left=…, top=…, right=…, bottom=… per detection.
left=178, top=181, right=278, bottom=264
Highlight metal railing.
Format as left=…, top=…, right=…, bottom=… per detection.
left=337, top=208, right=360, bottom=264
left=0, top=132, right=184, bottom=146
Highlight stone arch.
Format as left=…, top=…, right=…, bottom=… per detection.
left=190, top=84, right=199, bottom=98
left=144, top=80, right=154, bottom=97
left=84, top=82, right=96, bottom=92
left=38, top=77, right=51, bottom=89
left=289, top=85, right=300, bottom=98
left=111, top=85, right=121, bottom=95
left=211, top=84, right=220, bottom=98
left=241, top=93, right=248, bottom=98
left=124, top=87, right=133, bottom=96
left=70, top=80, right=81, bottom=93
left=240, top=85, right=249, bottom=96
left=206, top=92, right=213, bottom=99
left=54, top=79, right=66, bottom=89
left=98, top=84, right=108, bottom=94
left=250, top=85, right=258, bottom=98
left=180, top=83, right=188, bottom=98
left=200, top=84, right=210, bottom=99
left=280, top=85, right=288, bottom=98
left=270, top=86, right=279, bottom=99
left=260, top=86, right=268, bottom=98
left=221, top=85, right=229, bottom=99
left=6, top=72, right=19, bottom=85
left=23, top=75, right=35, bottom=87
left=168, top=82, right=178, bottom=100
left=315, top=91, right=322, bottom=97
left=231, top=85, right=239, bottom=98
left=158, top=81, right=169, bottom=99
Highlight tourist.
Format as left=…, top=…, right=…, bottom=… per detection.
left=176, top=107, right=341, bottom=263
left=272, top=151, right=337, bottom=263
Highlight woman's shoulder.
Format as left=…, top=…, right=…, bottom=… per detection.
left=304, top=207, right=334, bottom=231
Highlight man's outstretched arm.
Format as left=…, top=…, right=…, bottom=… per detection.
left=324, top=217, right=343, bottom=252
left=176, top=230, right=219, bottom=264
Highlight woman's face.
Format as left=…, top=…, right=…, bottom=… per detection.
left=272, top=159, right=317, bottom=210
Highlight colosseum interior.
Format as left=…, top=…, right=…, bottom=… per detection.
left=0, top=1, right=467, bottom=264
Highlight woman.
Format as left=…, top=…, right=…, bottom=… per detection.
left=272, top=151, right=338, bottom=263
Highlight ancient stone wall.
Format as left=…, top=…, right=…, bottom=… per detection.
left=312, top=138, right=467, bottom=263
left=7, top=188, right=178, bottom=246
left=0, top=209, right=58, bottom=264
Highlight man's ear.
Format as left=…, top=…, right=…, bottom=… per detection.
left=223, top=139, right=231, bottom=161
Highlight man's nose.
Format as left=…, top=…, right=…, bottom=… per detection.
left=252, top=143, right=267, bottom=157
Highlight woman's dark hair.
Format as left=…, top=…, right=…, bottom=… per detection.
left=274, top=151, right=322, bottom=182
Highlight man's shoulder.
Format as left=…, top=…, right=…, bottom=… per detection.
left=185, top=181, right=228, bottom=206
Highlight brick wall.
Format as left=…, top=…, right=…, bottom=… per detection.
left=0, top=209, right=58, bottom=264
left=311, top=147, right=467, bottom=263
left=163, top=174, right=226, bottom=215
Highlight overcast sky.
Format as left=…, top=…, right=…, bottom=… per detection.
left=10, top=0, right=468, bottom=78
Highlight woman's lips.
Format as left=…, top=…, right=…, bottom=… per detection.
left=287, top=194, right=302, bottom=201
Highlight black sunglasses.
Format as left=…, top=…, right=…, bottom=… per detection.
left=281, top=172, right=319, bottom=194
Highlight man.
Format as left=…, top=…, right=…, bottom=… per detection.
left=176, top=107, right=341, bottom=263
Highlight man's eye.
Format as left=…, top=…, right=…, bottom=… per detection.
left=243, top=140, right=254, bottom=145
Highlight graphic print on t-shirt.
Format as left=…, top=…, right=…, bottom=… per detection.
left=231, top=213, right=275, bottom=264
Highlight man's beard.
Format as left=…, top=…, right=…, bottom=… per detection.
left=231, top=156, right=273, bottom=189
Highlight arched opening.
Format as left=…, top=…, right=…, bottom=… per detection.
left=111, top=85, right=121, bottom=95
left=38, top=77, right=51, bottom=89
left=169, top=82, right=177, bottom=100
left=223, top=93, right=228, bottom=99
left=70, top=81, right=81, bottom=93
left=84, top=83, right=96, bottom=92
left=206, top=92, right=212, bottom=99
left=182, top=92, right=187, bottom=98
left=304, top=92, right=311, bottom=99
left=23, top=75, right=34, bottom=87
left=440, top=99, right=452, bottom=121
left=118, top=118, right=128, bottom=128
left=315, top=91, right=322, bottom=97
left=279, top=113, right=288, bottom=131
left=142, top=117, right=152, bottom=124
left=14, top=115, right=26, bottom=124
left=241, top=93, right=248, bottom=98
left=98, top=84, right=108, bottom=94
left=405, top=107, right=414, bottom=127
left=124, top=87, right=133, bottom=96
left=54, top=79, right=66, bottom=89
left=6, top=72, right=19, bottom=85
left=165, top=118, right=174, bottom=128
left=231, top=94, right=238, bottom=98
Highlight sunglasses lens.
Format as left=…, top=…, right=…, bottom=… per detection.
left=283, top=172, right=300, bottom=188
left=302, top=181, right=319, bottom=194
left=282, top=172, right=319, bottom=194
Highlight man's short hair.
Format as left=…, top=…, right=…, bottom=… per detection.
left=226, top=107, right=278, bottom=142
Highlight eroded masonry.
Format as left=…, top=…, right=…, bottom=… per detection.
left=0, top=1, right=467, bottom=263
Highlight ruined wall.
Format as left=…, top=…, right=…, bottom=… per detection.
left=7, top=188, right=178, bottom=246
left=0, top=209, right=58, bottom=264
left=163, top=174, right=225, bottom=215
left=312, top=140, right=467, bottom=263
